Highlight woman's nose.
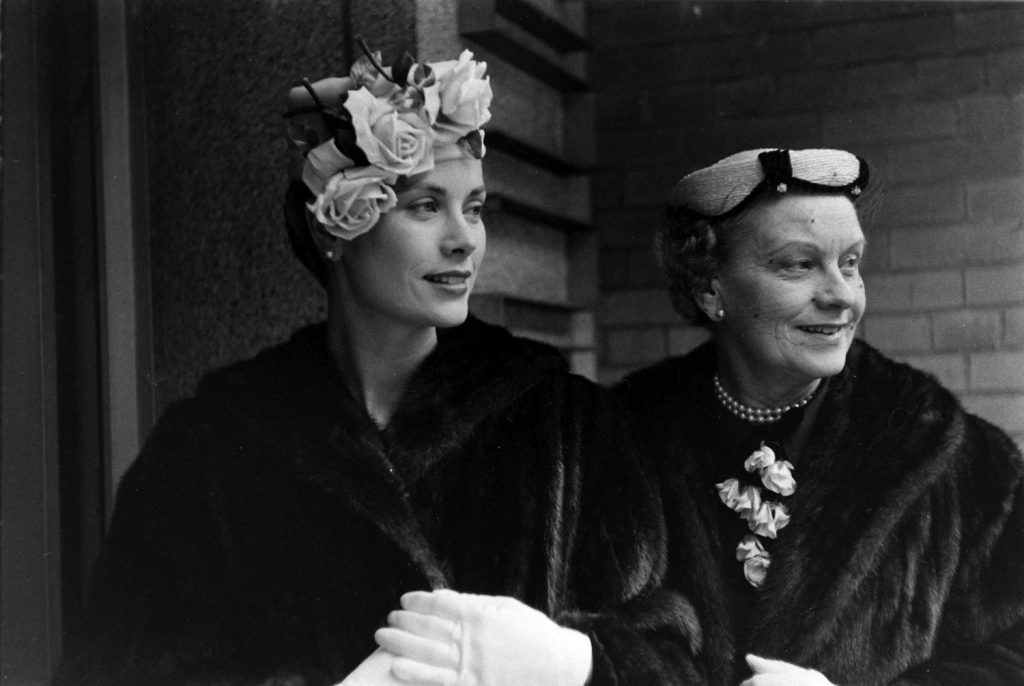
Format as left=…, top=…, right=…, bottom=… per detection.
left=441, top=212, right=480, bottom=257
left=815, top=265, right=856, bottom=309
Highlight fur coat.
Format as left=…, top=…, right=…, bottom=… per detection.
left=615, top=340, right=1024, bottom=685
left=56, top=317, right=701, bottom=686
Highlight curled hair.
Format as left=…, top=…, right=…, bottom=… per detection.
left=283, top=181, right=329, bottom=289
left=655, top=208, right=743, bottom=327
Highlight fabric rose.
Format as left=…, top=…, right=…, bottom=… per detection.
left=716, top=478, right=742, bottom=508
left=744, top=443, right=777, bottom=473
left=736, top=534, right=766, bottom=562
left=350, top=52, right=397, bottom=98
left=761, top=460, right=796, bottom=496
left=734, top=483, right=761, bottom=519
left=717, top=479, right=760, bottom=518
left=736, top=535, right=771, bottom=588
left=308, top=170, right=398, bottom=240
left=389, top=61, right=440, bottom=125
left=345, top=87, right=435, bottom=177
left=434, top=49, right=492, bottom=130
left=743, top=553, right=771, bottom=588
left=747, top=500, right=791, bottom=539
left=301, top=140, right=361, bottom=197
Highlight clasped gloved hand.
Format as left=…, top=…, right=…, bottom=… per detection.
left=374, top=589, right=593, bottom=686
left=740, top=655, right=838, bottom=686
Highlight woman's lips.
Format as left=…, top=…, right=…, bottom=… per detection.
left=799, top=324, right=846, bottom=334
left=424, top=270, right=471, bottom=285
left=424, top=271, right=472, bottom=292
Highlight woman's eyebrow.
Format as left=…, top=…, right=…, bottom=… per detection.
left=762, top=239, right=818, bottom=255
left=403, top=183, right=448, bottom=195
left=402, top=184, right=487, bottom=198
left=772, top=235, right=867, bottom=249
left=760, top=238, right=866, bottom=260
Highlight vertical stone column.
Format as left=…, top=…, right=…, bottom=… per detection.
left=350, top=0, right=418, bottom=62
left=455, top=0, right=598, bottom=378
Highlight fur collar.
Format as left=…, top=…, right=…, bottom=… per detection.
left=194, top=315, right=567, bottom=460
left=189, top=316, right=568, bottom=589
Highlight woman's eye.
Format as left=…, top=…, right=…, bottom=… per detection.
left=841, top=254, right=861, bottom=275
left=465, top=203, right=485, bottom=220
left=783, top=259, right=814, bottom=272
left=408, top=199, right=438, bottom=214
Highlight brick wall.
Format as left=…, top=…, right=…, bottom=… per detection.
left=591, top=1, right=1024, bottom=444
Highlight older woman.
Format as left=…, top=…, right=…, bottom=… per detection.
left=614, top=148, right=1024, bottom=685
left=55, top=42, right=700, bottom=686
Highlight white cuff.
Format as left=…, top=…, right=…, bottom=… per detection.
left=336, top=647, right=405, bottom=686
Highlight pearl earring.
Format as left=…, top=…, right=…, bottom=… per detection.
left=325, top=249, right=335, bottom=260
left=716, top=308, right=725, bottom=320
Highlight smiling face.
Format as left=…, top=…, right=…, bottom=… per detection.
left=707, top=192, right=866, bottom=402
left=334, top=157, right=487, bottom=333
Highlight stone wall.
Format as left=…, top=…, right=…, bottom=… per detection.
left=143, top=0, right=350, bottom=408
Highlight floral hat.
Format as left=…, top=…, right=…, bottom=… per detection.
left=668, top=148, right=870, bottom=220
left=285, top=39, right=493, bottom=240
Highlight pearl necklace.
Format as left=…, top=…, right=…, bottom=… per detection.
left=713, top=374, right=818, bottom=424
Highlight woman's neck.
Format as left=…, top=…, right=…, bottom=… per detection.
left=715, top=349, right=820, bottom=410
left=327, top=304, right=438, bottom=429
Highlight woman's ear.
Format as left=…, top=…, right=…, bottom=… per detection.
left=306, top=211, right=343, bottom=262
left=696, top=278, right=723, bottom=322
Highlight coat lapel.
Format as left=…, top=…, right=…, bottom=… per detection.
left=745, top=343, right=965, bottom=679
left=383, top=317, right=565, bottom=481
left=262, top=326, right=450, bottom=589
left=273, top=318, right=564, bottom=591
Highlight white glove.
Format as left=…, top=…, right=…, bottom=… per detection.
left=336, top=647, right=406, bottom=686
left=740, top=654, right=837, bottom=686
left=374, top=589, right=593, bottom=686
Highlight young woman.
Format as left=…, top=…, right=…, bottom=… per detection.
left=615, top=148, right=1024, bottom=685
left=55, top=42, right=700, bottom=686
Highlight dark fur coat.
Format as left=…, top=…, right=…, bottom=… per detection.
left=56, top=317, right=701, bottom=686
left=615, top=340, right=1024, bottom=685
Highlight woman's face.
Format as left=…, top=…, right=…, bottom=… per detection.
left=711, top=192, right=866, bottom=393
left=337, top=157, right=487, bottom=331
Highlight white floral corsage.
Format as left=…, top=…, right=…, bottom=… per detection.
left=716, top=441, right=796, bottom=588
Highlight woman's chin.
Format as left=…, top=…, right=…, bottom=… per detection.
left=429, top=303, right=471, bottom=329
left=796, top=350, right=850, bottom=381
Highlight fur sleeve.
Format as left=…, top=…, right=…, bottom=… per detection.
left=552, top=376, right=706, bottom=685
left=891, top=416, right=1024, bottom=685
left=53, top=401, right=327, bottom=686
